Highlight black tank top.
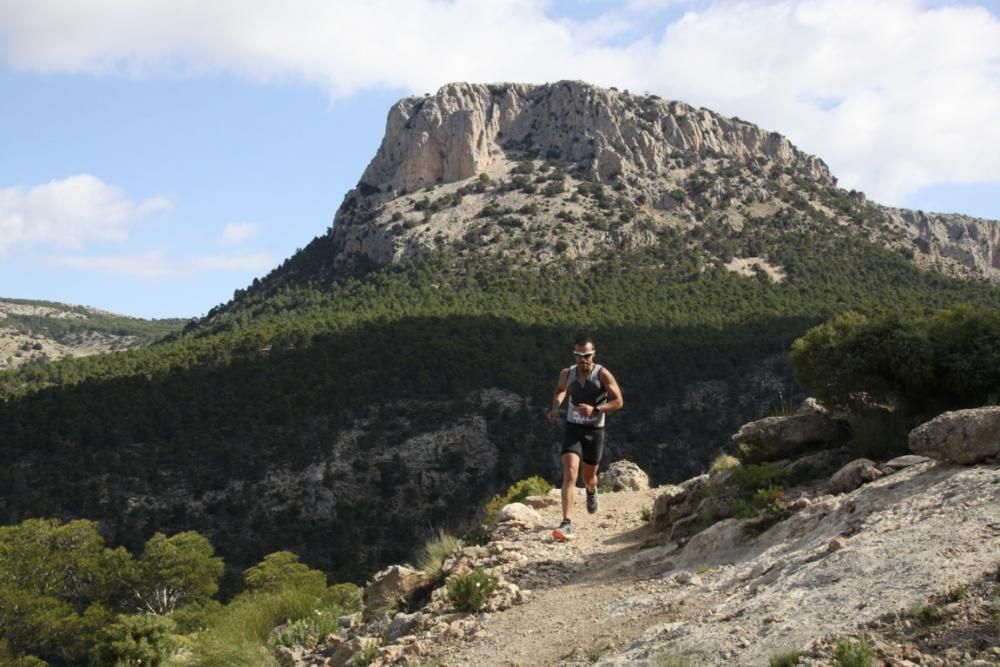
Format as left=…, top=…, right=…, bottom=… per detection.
left=566, top=364, right=607, bottom=427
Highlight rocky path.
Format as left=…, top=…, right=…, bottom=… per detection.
left=432, top=487, right=682, bottom=666
left=423, top=461, right=1000, bottom=666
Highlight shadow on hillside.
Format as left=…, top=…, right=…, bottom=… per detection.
left=0, top=311, right=818, bottom=588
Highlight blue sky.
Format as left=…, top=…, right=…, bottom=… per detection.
left=1, top=0, right=999, bottom=319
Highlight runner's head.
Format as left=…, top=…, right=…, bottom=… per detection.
left=573, top=336, right=596, bottom=372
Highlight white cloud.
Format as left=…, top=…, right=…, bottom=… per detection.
left=0, top=174, right=171, bottom=256
left=47, top=252, right=275, bottom=278
left=1, top=1, right=999, bottom=205
left=220, top=222, right=258, bottom=244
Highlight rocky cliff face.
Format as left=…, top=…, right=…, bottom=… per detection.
left=308, top=81, right=999, bottom=284
left=885, top=207, right=1000, bottom=280
left=359, top=81, right=833, bottom=195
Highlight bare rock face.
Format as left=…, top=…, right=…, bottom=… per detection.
left=361, top=81, right=833, bottom=196
left=886, top=208, right=1000, bottom=282
left=908, top=407, right=1000, bottom=464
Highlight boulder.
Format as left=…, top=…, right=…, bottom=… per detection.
left=362, top=565, right=433, bottom=621
left=496, top=502, right=542, bottom=524
left=829, top=458, right=883, bottom=494
left=732, top=399, right=849, bottom=462
left=651, top=478, right=702, bottom=532
left=601, top=459, right=650, bottom=491
left=383, top=611, right=423, bottom=643
left=908, top=407, right=1000, bottom=464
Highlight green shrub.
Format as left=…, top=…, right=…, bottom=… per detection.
left=323, top=583, right=363, bottom=615
left=907, top=604, right=944, bottom=627
left=947, top=583, right=968, bottom=602
left=769, top=649, right=804, bottom=666
left=833, top=633, right=873, bottom=667
left=187, top=583, right=352, bottom=666
left=483, top=476, right=553, bottom=525
left=415, top=529, right=462, bottom=582
left=244, top=551, right=327, bottom=594
left=348, top=639, right=381, bottom=666
left=446, top=568, right=498, bottom=612
left=89, top=613, right=177, bottom=667
left=640, top=506, right=652, bottom=522
left=654, top=652, right=697, bottom=667
left=709, top=454, right=740, bottom=472
left=269, top=611, right=341, bottom=649
left=731, top=463, right=790, bottom=493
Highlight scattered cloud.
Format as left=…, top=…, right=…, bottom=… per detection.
left=1, top=1, right=999, bottom=204
left=220, top=222, right=258, bottom=244
left=47, top=251, right=275, bottom=278
left=0, top=174, right=171, bottom=257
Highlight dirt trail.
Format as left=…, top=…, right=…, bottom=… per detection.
left=432, top=487, right=696, bottom=666
left=424, top=462, right=1000, bottom=666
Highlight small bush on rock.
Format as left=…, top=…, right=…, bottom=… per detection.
left=769, top=649, right=804, bottom=666
left=446, top=568, right=498, bottom=612
left=710, top=454, right=740, bottom=472
left=731, top=463, right=789, bottom=494
left=415, top=529, right=462, bottom=581
left=833, top=633, right=873, bottom=667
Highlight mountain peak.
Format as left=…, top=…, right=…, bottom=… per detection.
left=359, top=80, right=834, bottom=197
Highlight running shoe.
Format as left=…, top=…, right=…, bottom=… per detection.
left=552, top=519, right=573, bottom=541
left=586, top=488, right=599, bottom=514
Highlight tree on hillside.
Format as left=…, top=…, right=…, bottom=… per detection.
left=128, top=531, right=223, bottom=614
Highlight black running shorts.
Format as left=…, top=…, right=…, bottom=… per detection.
left=561, top=423, right=605, bottom=465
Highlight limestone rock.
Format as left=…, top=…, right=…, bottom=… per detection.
left=885, top=207, right=1000, bottom=282
left=829, top=458, right=884, bottom=494
left=880, top=454, right=932, bottom=474
left=731, top=401, right=850, bottom=462
left=651, top=477, right=704, bottom=532
left=521, top=493, right=560, bottom=509
left=360, top=81, right=833, bottom=197
left=601, top=459, right=650, bottom=491
left=383, top=611, right=422, bottom=643
left=363, top=565, right=433, bottom=621
left=908, top=407, right=1000, bottom=464
left=496, top=502, right=542, bottom=524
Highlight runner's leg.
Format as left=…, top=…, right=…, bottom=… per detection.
left=560, top=452, right=580, bottom=520
left=582, top=462, right=599, bottom=493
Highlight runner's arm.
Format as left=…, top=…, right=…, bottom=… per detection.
left=547, top=368, right=569, bottom=422
left=594, top=368, right=624, bottom=416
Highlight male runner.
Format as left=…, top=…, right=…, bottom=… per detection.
left=546, top=336, right=623, bottom=541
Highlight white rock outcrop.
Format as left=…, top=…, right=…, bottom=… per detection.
left=908, top=406, right=1000, bottom=464
left=359, top=82, right=833, bottom=196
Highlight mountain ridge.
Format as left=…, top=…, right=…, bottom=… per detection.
left=0, top=297, right=186, bottom=369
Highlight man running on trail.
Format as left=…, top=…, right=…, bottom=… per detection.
left=546, top=336, right=624, bottom=541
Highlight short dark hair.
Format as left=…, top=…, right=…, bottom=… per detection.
left=574, top=336, right=594, bottom=348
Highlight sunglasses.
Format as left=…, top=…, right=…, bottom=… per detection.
left=573, top=351, right=596, bottom=359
